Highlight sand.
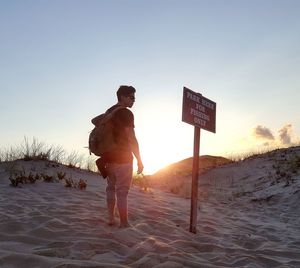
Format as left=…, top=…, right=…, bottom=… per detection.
left=0, top=147, right=299, bottom=267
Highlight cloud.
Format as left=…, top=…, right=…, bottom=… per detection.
left=253, top=123, right=299, bottom=147
left=253, top=125, right=275, bottom=140
left=278, top=124, right=293, bottom=145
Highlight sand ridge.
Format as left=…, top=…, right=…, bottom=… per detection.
left=0, top=148, right=299, bottom=267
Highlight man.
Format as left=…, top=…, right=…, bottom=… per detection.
left=97, top=85, right=143, bottom=228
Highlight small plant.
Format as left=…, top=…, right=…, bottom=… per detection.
left=8, top=168, right=38, bottom=186
left=133, top=173, right=150, bottom=192
left=78, top=179, right=87, bottom=190
left=41, top=173, right=55, bottom=183
left=64, top=177, right=75, bottom=188
left=283, top=173, right=293, bottom=187
left=64, top=177, right=87, bottom=190
left=57, top=171, right=67, bottom=180
left=27, top=172, right=37, bottom=183
left=288, top=155, right=300, bottom=174
left=35, top=173, right=41, bottom=181
left=271, top=154, right=298, bottom=187
left=9, top=174, right=24, bottom=187
left=10, top=167, right=26, bottom=186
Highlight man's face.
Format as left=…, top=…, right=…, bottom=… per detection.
left=122, top=93, right=135, bottom=108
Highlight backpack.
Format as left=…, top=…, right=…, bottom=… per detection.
left=88, top=106, right=123, bottom=156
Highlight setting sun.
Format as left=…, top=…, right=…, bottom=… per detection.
left=139, top=143, right=176, bottom=175
left=134, top=101, right=194, bottom=175
left=137, top=125, right=193, bottom=174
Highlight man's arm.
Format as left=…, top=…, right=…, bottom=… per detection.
left=125, top=127, right=144, bottom=174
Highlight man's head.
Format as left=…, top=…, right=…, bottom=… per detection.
left=117, top=85, right=136, bottom=108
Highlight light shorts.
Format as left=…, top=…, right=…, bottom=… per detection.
left=106, top=162, right=133, bottom=194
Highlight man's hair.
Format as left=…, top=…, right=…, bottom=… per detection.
left=117, top=85, right=136, bottom=101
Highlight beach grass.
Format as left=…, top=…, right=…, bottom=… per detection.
left=0, top=136, right=97, bottom=171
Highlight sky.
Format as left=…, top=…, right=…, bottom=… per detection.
left=1, top=0, right=300, bottom=174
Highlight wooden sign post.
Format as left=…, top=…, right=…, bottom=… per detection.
left=190, top=126, right=200, bottom=233
left=182, top=87, right=216, bottom=234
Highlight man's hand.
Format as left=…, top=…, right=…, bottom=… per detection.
left=137, top=161, right=144, bottom=174
left=125, top=127, right=144, bottom=174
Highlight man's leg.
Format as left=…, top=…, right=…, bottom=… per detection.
left=106, top=167, right=117, bottom=225
left=115, top=163, right=133, bottom=228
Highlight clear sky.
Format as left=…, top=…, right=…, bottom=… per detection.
left=1, top=0, right=300, bottom=174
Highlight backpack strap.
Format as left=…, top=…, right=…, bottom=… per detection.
left=91, top=105, right=125, bottom=126
left=102, top=105, right=125, bottom=123
left=91, top=114, right=105, bottom=126
left=105, top=105, right=125, bottom=115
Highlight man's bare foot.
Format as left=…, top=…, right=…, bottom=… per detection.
left=119, top=222, right=131, bottom=228
left=108, top=218, right=116, bottom=226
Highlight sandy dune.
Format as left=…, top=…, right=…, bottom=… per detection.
left=0, top=147, right=299, bottom=267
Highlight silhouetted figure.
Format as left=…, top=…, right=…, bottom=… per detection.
left=96, top=85, right=144, bottom=228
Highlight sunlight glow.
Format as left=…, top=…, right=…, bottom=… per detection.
left=140, top=139, right=187, bottom=175
left=134, top=101, right=193, bottom=175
